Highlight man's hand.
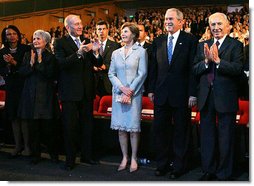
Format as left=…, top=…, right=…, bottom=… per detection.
left=188, top=96, right=197, bottom=108
left=203, top=43, right=211, bottom=64
left=148, top=93, right=154, bottom=103
left=210, top=43, right=220, bottom=64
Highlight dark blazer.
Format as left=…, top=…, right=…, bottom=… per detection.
left=54, top=34, right=102, bottom=101
left=94, top=39, right=120, bottom=95
left=193, top=36, right=243, bottom=112
left=0, top=44, right=30, bottom=120
left=18, top=50, right=59, bottom=119
left=148, top=31, right=198, bottom=107
left=142, top=41, right=152, bottom=96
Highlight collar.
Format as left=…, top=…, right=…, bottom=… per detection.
left=214, top=35, right=227, bottom=46
left=100, top=39, right=108, bottom=46
left=167, top=29, right=180, bottom=41
left=136, top=40, right=146, bottom=47
left=69, top=34, right=81, bottom=42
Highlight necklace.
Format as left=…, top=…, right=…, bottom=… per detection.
left=9, top=47, right=17, bottom=54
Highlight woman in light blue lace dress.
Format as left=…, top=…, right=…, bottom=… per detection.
left=108, top=22, right=148, bottom=172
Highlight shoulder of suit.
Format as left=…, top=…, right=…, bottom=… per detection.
left=153, top=34, right=166, bottom=43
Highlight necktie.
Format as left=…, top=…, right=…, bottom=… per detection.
left=167, top=36, right=174, bottom=64
left=207, top=40, right=220, bottom=84
left=99, top=42, right=104, bottom=56
left=75, top=38, right=80, bottom=48
left=138, top=43, right=141, bottom=46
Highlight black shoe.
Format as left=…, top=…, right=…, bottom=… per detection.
left=169, top=171, right=184, bottom=179
left=80, top=159, right=99, bottom=165
left=199, top=173, right=216, bottom=181
left=61, top=164, right=74, bottom=171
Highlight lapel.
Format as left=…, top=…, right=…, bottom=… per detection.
left=103, top=39, right=112, bottom=57
left=119, top=43, right=139, bottom=60
left=66, top=34, right=78, bottom=51
left=218, top=36, right=231, bottom=56
left=171, top=31, right=185, bottom=63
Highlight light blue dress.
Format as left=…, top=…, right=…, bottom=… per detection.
left=108, top=44, right=148, bottom=132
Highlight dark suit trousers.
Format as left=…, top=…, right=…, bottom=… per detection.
left=61, top=98, right=94, bottom=165
left=29, top=119, right=59, bottom=158
left=153, top=102, right=190, bottom=172
left=200, top=89, right=236, bottom=179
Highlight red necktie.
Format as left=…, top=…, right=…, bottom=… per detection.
left=207, top=41, right=220, bottom=84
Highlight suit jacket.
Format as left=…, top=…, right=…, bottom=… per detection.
left=108, top=44, right=148, bottom=96
left=18, top=50, right=59, bottom=119
left=142, top=41, right=152, bottom=95
left=148, top=31, right=198, bottom=107
left=0, top=44, right=31, bottom=119
left=94, top=39, right=120, bottom=94
left=193, top=36, right=243, bottom=112
left=54, top=34, right=102, bottom=101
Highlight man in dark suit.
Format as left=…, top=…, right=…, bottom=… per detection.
left=54, top=14, right=102, bottom=170
left=94, top=20, right=120, bottom=97
left=193, top=12, right=243, bottom=181
left=137, top=24, right=152, bottom=96
left=148, top=8, right=198, bottom=179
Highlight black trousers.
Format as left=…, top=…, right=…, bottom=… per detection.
left=200, top=89, right=236, bottom=179
left=61, top=98, right=94, bottom=166
left=29, top=119, right=59, bottom=158
left=153, top=101, right=191, bottom=173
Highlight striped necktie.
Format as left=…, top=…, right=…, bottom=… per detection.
left=167, top=35, right=174, bottom=64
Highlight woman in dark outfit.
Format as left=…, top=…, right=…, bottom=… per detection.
left=0, top=25, right=31, bottom=157
left=18, top=30, right=59, bottom=164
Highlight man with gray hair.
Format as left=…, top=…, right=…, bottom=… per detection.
left=193, top=12, right=243, bottom=181
left=54, top=14, right=102, bottom=171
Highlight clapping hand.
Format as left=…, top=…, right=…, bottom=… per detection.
left=203, top=43, right=220, bottom=64
left=30, top=49, right=36, bottom=66
left=3, top=54, right=17, bottom=65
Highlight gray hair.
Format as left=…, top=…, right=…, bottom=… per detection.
left=64, top=14, right=80, bottom=27
left=209, top=12, right=229, bottom=25
left=166, top=8, right=183, bottom=20
left=33, top=29, right=51, bottom=44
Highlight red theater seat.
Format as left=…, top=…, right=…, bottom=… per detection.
left=236, top=99, right=249, bottom=126
left=191, top=106, right=200, bottom=125
left=0, top=90, right=6, bottom=109
left=93, top=95, right=100, bottom=114
left=0, top=90, right=5, bottom=101
left=141, top=96, right=154, bottom=120
left=96, top=95, right=112, bottom=117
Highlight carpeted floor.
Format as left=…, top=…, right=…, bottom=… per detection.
left=0, top=144, right=249, bottom=182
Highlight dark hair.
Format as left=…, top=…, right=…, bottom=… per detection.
left=138, top=23, right=149, bottom=33
left=1, top=25, right=22, bottom=48
left=121, top=22, right=139, bottom=43
left=96, top=20, right=109, bottom=29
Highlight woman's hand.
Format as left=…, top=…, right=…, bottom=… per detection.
left=36, top=49, right=42, bottom=63
left=30, top=49, right=36, bottom=66
left=121, top=94, right=131, bottom=104
left=120, top=86, right=133, bottom=97
left=3, top=54, right=17, bottom=65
